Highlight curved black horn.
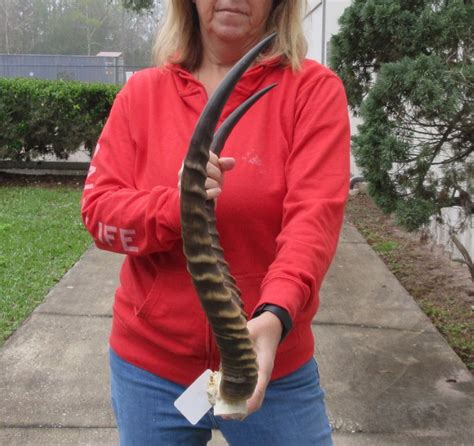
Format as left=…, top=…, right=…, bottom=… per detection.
left=180, top=33, right=277, bottom=405
left=210, top=83, right=277, bottom=156
left=186, top=32, right=277, bottom=160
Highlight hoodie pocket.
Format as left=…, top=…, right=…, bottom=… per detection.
left=134, top=269, right=196, bottom=318
left=134, top=270, right=265, bottom=356
left=135, top=269, right=207, bottom=357
left=134, top=273, right=162, bottom=318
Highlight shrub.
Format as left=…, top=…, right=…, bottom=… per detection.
left=0, top=78, right=120, bottom=161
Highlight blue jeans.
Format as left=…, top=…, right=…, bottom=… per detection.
left=110, top=349, right=332, bottom=445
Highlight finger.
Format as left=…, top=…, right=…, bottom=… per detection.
left=246, top=370, right=270, bottom=415
left=206, top=161, right=222, bottom=183
left=219, top=157, right=236, bottom=172
left=205, top=178, right=219, bottom=190
left=206, top=187, right=222, bottom=200
left=208, top=151, right=220, bottom=168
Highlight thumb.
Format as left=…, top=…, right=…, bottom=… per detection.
left=219, top=157, right=236, bottom=172
left=246, top=367, right=271, bottom=415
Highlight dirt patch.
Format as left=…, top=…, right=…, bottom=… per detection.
left=345, top=188, right=474, bottom=371
left=0, top=172, right=86, bottom=188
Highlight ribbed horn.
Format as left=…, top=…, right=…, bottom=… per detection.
left=210, top=83, right=277, bottom=156
left=206, top=83, right=277, bottom=322
left=180, top=33, right=277, bottom=406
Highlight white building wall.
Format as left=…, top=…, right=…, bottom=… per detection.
left=303, top=0, right=362, bottom=178
left=429, top=207, right=473, bottom=262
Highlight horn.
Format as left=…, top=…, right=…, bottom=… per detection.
left=186, top=32, right=276, bottom=160
left=180, top=33, right=277, bottom=414
left=210, top=83, right=277, bottom=156
left=206, top=83, right=277, bottom=316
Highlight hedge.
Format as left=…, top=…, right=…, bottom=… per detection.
left=0, top=78, right=121, bottom=161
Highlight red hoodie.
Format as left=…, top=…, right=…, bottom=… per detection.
left=81, top=59, right=350, bottom=385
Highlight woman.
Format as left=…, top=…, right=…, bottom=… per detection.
left=81, top=0, right=350, bottom=444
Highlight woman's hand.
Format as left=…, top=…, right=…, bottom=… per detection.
left=178, top=151, right=236, bottom=200
left=245, top=311, right=282, bottom=416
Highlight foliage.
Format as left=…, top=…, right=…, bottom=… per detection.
left=0, top=0, right=162, bottom=68
left=331, top=0, right=473, bottom=231
left=0, top=78, right=120, bottom=161
left=353, top=55, right=472, bottom=228
left=330, top=0, right=472, bottom=111
left=121, top=0, right=156, bottom=12
left=0, top=186, right=91, bottom=344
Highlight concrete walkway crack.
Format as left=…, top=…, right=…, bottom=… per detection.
left=35, top=311, right=112, bottom=318
left=312, top=320, right=435, bottom=334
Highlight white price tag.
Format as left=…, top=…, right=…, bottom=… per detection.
left=174, top=369, right=213, bottom=425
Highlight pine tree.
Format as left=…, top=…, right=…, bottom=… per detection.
left=330, top=0, right=473, bottom=231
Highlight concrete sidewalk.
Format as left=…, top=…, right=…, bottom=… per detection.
left=0, top=221, right=472, bottom=445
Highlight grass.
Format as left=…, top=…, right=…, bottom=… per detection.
left=359, top=229, right=404, bottom=274
left=420, top=300, right=474, bottom=370
left=0, top=186, right=91, bottom=344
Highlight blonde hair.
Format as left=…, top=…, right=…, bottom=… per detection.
left=153, top=0, right=308, bottom=71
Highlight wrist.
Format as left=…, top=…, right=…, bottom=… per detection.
left=252, top=303, right=293, bottom=343
left=258, top=311, right=283, bottom=337
left=247, top=311, right=282, bottom=353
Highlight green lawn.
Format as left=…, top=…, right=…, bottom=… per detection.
left=0, top=186, right=92, bottom=344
